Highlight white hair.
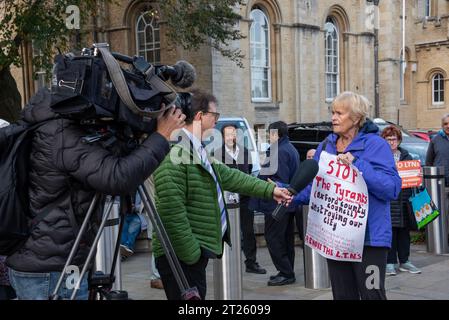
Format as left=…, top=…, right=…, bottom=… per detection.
left=332, top=91, right=371, bottom=128
left=442, top=113, right=449, bottom=125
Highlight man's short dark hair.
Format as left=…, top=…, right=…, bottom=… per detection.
left=185, top=89, right=218, bottom=124
left=221, top=124, right=237, bottom=135
left=268, top=121, right=288, bottom=138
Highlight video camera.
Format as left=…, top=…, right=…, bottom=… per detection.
left=50, top=43, right=195, bottom=133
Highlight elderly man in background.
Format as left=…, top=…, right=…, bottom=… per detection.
left=220, top=124, right=267, bottom=274
left=426, top=113, right=449, bottom=187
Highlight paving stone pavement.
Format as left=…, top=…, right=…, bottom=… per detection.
left=121, top=243, right=449, bottom=300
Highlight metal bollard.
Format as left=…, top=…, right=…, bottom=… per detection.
left=95, top=196, right=122, bottom=290
left=302, top=206, right=330, bottom=289
left=213, top=192, right=243, bottom=300
left=423, top=166, right=448, bottom=254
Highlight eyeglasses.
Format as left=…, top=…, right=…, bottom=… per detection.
left=203, top=111, right=220, bottom=120
left=386, top=137, right=399, bottom=143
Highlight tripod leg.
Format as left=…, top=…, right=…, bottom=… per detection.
left=107, top=197, right=126, bottom=288
left=138, top=185, right=201, bottom=300
left=50, top=193, right=100, bottom=300
left=70, top=195, right=115, bottom=300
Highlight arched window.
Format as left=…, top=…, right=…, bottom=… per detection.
left=432, top=73, right=444, bottom=104
left=250, top=8, right=271, bottom=101
left=136, top=10, right=160, bottom=64
left=325, top=18, right=339, bottom=101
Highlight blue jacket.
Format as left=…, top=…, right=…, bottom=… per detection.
left=293, top=120, right=402, bottom=248
left=250, top=136, right=300, bottom=213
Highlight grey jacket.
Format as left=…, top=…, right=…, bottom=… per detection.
left=426, top=131, right=449, bottom=186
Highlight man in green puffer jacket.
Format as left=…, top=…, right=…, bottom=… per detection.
left=153, top=89, right=292, bottom=300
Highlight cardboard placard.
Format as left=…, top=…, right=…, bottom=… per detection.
left=305, top=152, right=369, bottom=262
left=397, top=160, right=422, bottom=188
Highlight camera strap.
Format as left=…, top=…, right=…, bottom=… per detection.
left=97, top=47, right=173, bottom=118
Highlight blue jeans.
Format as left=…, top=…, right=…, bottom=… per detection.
left=121, top=213, right=141, bottom=250
left=9, top=269, right=89, bottom=300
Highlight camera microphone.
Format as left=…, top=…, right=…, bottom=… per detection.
left=157, top=60, right=196, bottom=88
left=271, top=159, right=319, bottom=221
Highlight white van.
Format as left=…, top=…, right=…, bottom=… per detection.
left=204, top=117, right=261, bottom=176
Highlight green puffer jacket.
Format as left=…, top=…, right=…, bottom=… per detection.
left=153, top=141, right=275, bottom=265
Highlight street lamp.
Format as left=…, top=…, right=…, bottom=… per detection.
left=367, top=0, right=380, bottom=118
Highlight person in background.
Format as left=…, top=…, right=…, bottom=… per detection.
left=251, top=121, right=300, bottom=286
left=294, top=148, right=317, bottom=244
left=381, top=126, right=421, bottom=276
left=120, top=193, right=148, bottom=259
left=426, top=113, right=449, bottom=187
left=140, top=176, right=164, bottom=290
left=306, top=149, right=316, bottom=160
left=150, top=254, right=163, bottom=289
left=220, top=124, right=266, bottom=274
left=293, top=92, right=402, bottom=300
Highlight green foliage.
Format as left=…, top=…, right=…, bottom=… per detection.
left=0, top=0, right=99, bottom=74
left=159, top=0, right=245, bottom=67
left=0, top=0, right=246, bottom=74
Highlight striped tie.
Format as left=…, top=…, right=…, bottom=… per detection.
left=199, top=146, right=227, bottom=237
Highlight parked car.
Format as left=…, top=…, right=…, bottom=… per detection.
left=372, top=118, right=429, bottom=164
left=287, top=122, right=332, bottom=161
left=288, top=118, right=429, bottom=164
left=408, top=130, right=431, bottom=142
left=408, top=129, right=438, bottom=142
left=203, top=117, right=261, bottom=176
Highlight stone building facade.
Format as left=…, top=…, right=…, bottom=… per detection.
left=379, top=0, right=449, bottom=130
left=10, top=0, right=449, bottom=130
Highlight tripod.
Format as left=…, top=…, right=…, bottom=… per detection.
left=50, top=184, right=201, bottom=300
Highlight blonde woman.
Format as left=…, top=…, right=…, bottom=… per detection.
left=293, top=92, right=402, bottom=300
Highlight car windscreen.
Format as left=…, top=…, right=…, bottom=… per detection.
left=400, top=142, right=428, bottom=164
left=375, top=123, right=411, bottom=137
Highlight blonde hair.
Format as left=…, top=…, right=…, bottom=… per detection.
left=332, top=91, right=371, bottom=128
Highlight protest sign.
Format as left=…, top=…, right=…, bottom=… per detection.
left=305, top=151, right=369, bottom=262
left=396, top=160, right=422, bottom=188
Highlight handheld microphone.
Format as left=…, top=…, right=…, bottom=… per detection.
left=271, top=159, right=319, bottom=221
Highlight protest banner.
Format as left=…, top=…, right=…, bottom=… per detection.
left=305, top=151, right=369, bottom=262
left=396, top=160, right=422, bottom=188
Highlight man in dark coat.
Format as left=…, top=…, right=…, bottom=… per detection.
left=220, top=124, right=266, bottom=274
left=250, top=121, right=300, bottom=286
left=6, top=88, right=185, bottom=299
left=426, top=113, right=449, bottom=187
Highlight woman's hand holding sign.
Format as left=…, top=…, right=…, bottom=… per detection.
left=336, top=152, right=356, bottom=166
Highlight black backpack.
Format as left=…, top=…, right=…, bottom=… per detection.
left=0, top=120, right=51, bottom=255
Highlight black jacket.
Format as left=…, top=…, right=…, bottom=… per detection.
left=390, top=147, right=415, bottom=229
left=250, top=136, right=300, bottom=213
left=220, top=144, right=253, bottom=204
left=6, top=89, right=170, bottom=272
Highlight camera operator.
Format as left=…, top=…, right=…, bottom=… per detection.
left=6, top=88, right=185, bottom=300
